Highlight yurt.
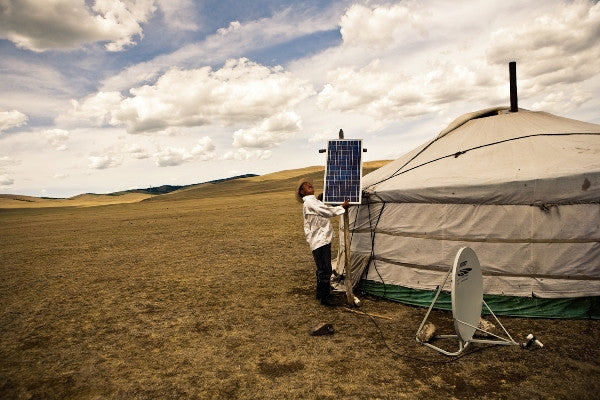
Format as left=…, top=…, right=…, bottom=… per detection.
left=336, top=107, right=600, bottom=318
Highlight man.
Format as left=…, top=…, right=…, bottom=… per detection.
left=296, top=178, right=349, bottom=306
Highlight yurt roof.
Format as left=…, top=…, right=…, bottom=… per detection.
left=362, top=108, right=600, bottom=205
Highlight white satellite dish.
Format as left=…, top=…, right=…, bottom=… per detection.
left=416, top=247, right=519, bottom=356
left=451, top=247, right=483, bottom=342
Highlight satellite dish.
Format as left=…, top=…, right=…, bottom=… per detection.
left=415, top=247, right=519, bottom=356
left=451, top=247, right=483, bottom=342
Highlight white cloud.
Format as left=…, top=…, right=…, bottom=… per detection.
left=0, top=110, right=28, bottom=132
left=154, top=137, right=215, bottom=166
left=530, top=88, right=594, bottom=114
left=0, top=59, right=75, bottom=124
left=0, top=156, right=14, bottom=167
left=154, top=147, right=192, bottom=167
left=61, top=58, right=314, bottom=136
left=316, top=60, right=485, bottom=121
left=0, top=0, right=156, bottom=52
left=232, top=111, right=302, bottom=148
left=0, top=156, right=19, bottom=187
left=124, top=143, right=150, bottom=159
left=43, top=129, right=70, bottom=151
left=295, top=0, right=600, bottom=130
left=339, top=3, right=425, bottom=48
left=487, top=0, right=600, bottom=94
left=191, top=136, right=215, bottom=160
left=0, top=173, right=15, bottom=186
left=99, top=5, right=341, bottom=92
left=222, top=148, right=272, bottom=161
left=155, top=0, right=198, bottom=31
left=89, top=154, right=122, bottom=169
left=217, top=21, right=242, bottom=35
left=58, top=91, right=124, bottom=127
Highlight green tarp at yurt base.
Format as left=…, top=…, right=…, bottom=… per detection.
left=334, top=107, right=600, bottom=319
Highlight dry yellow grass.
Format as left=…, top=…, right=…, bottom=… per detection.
left=1, top=162, right=598, bottom=399
left=0, top=193, right=153, bottom=209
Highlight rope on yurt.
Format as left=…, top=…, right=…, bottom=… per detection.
left=365, top=136, right=439, bottom=189
left=344, top=198, right=387, bottom=291
left=346, top=202, right=370, bottom=282
left=364, top=132, right=600, bottom=190
left=367, top=199, right=387, bottom=296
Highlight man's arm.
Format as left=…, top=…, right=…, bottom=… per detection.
left=307, top=197, right=350, bottom=218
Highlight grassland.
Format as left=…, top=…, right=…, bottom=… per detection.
left=1, top=162, right=598, bottom=399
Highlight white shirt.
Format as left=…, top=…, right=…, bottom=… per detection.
left=302, top=195, right=346, bottom=251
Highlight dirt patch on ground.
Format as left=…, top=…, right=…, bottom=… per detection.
left=0, top=175, right=599, bottom=399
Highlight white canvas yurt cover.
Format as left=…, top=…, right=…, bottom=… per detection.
left=336, top=107, right=600, bottom=318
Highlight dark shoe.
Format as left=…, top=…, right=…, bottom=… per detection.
left=316, top=281, right=329, bottom=300
left=320, top=296, right=337, bottom=307
left=310, top=323, right=334, bottom=336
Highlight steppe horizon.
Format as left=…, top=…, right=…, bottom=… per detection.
left=0, top=160, right=391, bottom=208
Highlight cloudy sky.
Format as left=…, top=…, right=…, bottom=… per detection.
left=1, top=0, right=599, bottom=197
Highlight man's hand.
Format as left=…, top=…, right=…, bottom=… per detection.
left=341, top=200, right=350, bottom=209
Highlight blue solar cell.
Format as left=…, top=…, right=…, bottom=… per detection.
left=323, top=139, right=362, bottom=205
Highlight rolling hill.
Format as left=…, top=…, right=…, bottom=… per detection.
left=0, top=161, right=390, bottom=208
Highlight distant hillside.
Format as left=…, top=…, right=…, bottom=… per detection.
left=0, top=162, right=391, bottom=208
left=142, top=160, right=391, bottom=203
left=0, top=192, right=153, bottom=208
left=122, top=174, right=259, bottom=195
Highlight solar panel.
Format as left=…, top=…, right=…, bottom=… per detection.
left=323, top=139, right=363, bottom=204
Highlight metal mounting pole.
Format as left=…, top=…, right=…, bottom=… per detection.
left=338, top=128, right=355, bottom=305
left=509, top=61, right=518, bottom=112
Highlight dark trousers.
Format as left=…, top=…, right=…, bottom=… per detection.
left=312, top=243, right=332, bottom=299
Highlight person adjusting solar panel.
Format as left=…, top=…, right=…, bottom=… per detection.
left=296, top=178, right=350, bottom=306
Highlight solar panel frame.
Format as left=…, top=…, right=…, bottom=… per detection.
left=323, top=139, right=363, bottom=205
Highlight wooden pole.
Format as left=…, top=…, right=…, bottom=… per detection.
left=343, top=307, right=392, bottom=320
left=338, top=128, right=355, bottom=305
left=343, top=211, right=354, bottom=305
